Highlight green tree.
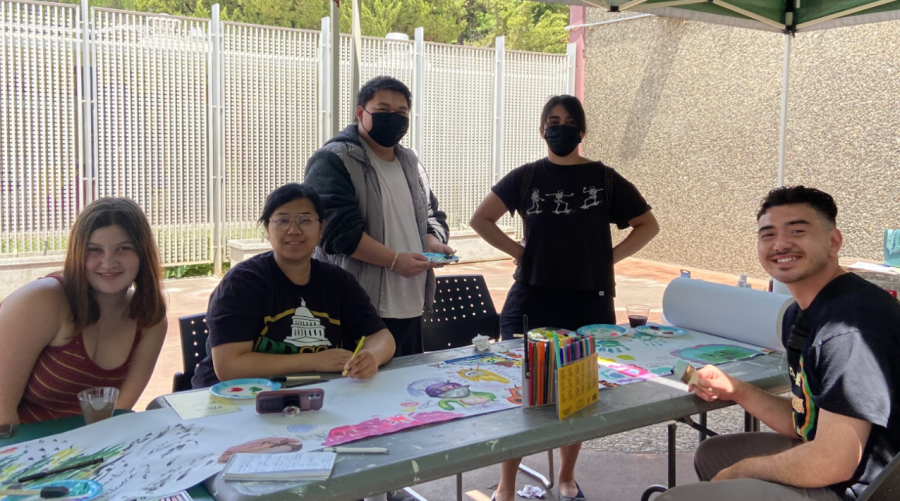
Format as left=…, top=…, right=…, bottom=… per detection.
left=66, top=0, right=567, bottom=54
left=502, top=1, right=568, bottom=53
left=395, top=0, right=467, bottom=43
left=241, top=0, right=327, bottom=29
left=339, top=0, right=402, bottom=37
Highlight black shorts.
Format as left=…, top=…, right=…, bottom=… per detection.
left=499, top=282, right=615, bottom=340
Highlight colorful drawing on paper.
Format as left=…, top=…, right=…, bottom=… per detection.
left=457, top=368, right=509, bottom=384
left=323, top=411, right=462, bottom=446
left=440, top=352, right=521, bottom=369
left=407, top=379, right=498, bottom=411
left=505, top=387, right=523, bottom=405
left=217, top=437, right=302, bottom=463
left=590, top=328, right=768, bottom=388
left=669, top=344, right=763, bottom=365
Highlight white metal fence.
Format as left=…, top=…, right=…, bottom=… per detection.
left=1, top=0, right=82, bottom=255
left=0, top=0, right=573, bottom=270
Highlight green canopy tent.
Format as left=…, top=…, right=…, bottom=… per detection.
left=556, top=0, right=900, bottom=33
left=537, top=0, right=900, bottom=186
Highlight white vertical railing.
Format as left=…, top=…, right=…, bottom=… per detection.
left=410, top=27, right=425, bottom=157
left=91, top=8, right=210, bottom=266
left=421, top=42, right=495, bottom=231
left=220, top=21, right=320, bottom=260
left=0, top=0, right=81, bottom=256
left=0, top=0, right=569, bottom=265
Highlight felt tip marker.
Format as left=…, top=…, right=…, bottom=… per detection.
left=320, top=447, right=388, bottom=454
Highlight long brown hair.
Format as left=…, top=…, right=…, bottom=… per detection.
left=63, top=198, right=166, bottom=332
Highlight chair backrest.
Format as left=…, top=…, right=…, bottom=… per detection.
left=858, top=452, right=900, bottom=501
left=422, top=274, right=499, bottom=352
left=178, top=313, right=209, bottom=384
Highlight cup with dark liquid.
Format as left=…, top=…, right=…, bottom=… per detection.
left=78, top=387, right=119, bottom=424
left=626, top=304, right=651, bottom=328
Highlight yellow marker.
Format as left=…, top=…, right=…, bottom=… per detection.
left=342, top=336, right=366, bottom=377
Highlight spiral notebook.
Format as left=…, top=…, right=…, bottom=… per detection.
left=222, top=451, right=337, bottom=482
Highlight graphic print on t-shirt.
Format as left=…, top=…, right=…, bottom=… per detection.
left=790, top=356, right=818, bottom=441
left=254, top=299, right=338, bottom=355
left=581, top=186, right=603, bottom=210
left=546, top=190, right=575, bottom=214
left=284, top=299, right=331, bottom=349
left=525, top=185, right=605, bottom=218
left=527, top=189, right=545, bottom=215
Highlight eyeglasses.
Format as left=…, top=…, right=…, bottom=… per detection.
left=269, top=215, right=319, bottom=232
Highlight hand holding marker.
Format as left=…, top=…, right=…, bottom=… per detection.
left=342, top=336, right=366, bottom=377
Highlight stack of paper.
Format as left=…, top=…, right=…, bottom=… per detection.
left=221, top=452, right=337, bottom=482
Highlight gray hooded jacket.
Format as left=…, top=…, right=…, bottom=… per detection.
left=304, top=125, right=449, bottom=313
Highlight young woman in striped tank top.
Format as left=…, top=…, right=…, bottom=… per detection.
left=0, top=198, right=168, bottom=425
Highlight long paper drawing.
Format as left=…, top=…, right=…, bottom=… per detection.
left=592, top=326, right=767, bottom=388
left=0, top=329, right=765, bottom=501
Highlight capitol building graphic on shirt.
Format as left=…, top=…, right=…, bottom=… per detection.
left=283, top=299, right=330, bottom=352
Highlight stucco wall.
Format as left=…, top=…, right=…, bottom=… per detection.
left=582, top=11, right=900, bottom=278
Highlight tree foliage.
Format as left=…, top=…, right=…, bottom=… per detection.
left=73, top=0, right=569, bottom=53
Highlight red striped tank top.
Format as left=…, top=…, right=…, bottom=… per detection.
left=16, top=276, right=143, bottom=424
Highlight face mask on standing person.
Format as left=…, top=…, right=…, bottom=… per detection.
left=543, top=125, right=582, bottom=157
left=364, top=110, right=409, bottom=148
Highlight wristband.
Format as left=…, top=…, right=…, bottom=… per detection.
left=389, top=251, right=400, bottom=271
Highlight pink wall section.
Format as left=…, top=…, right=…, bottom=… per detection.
left=569, top=5, right=586, bottom=101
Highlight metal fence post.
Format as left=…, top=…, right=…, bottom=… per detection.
left=566, top=42, right=577, bottom=95
left=318, top=17, right=331, bottom=147
left=79, top=0, right=94, bottom=207
left=412, top=27, right=425, bottom=157
left=491, top=36, right=505, bottom=184
left=209, top=4, right=224, bottom=275
left=329, top=1, right=339, bottom=138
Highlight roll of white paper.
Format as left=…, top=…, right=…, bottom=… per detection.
left=662, top=277, right=795, bottom=350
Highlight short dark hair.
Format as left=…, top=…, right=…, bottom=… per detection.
left=356, top=76, right=412, bottom=110
left=540, top=95, right=587, bottom=134
left=756, top=186, right=838, bottom=225
left=259, top=183, right=326, bottom=227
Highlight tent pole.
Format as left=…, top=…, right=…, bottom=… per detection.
left=777, top=33, right=791, bottom=187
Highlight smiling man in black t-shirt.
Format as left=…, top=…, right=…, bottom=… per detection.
left=658, top=186, right=900, bottom=501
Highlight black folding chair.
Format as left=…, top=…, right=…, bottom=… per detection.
left=172, top=313, right=208, bottom=392
left=423, top=274, right=500, bottom=351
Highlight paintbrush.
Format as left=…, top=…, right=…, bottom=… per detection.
left=2, top=486, right=70, bottom=498
left=18, top=457, right=104, bottom=482
left=270, top=375, right=321, bottom=387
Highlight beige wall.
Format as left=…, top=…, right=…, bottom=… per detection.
left=582, top=11, right=900, bottom=278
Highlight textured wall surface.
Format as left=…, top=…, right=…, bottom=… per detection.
left=582, top=11, right=900, bottom=278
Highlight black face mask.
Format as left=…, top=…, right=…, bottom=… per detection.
left=364, top=110, right=409, bottom=148
left=544, top=125, right=582, bottom=157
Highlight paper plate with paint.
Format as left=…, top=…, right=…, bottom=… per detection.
left=527, top=328, right=573, bottom=340
left=423, top=253, right=459, bottom=263
left=1, top=480, right=104, bottom=501
left=211, top=378, right=281, bottom=400
left=577, top=324, right=629, bottom=339
left=636, top=325, right=688, bottom=338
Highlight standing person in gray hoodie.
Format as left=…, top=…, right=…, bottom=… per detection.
left=304, top=76, right=453, bottom=358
